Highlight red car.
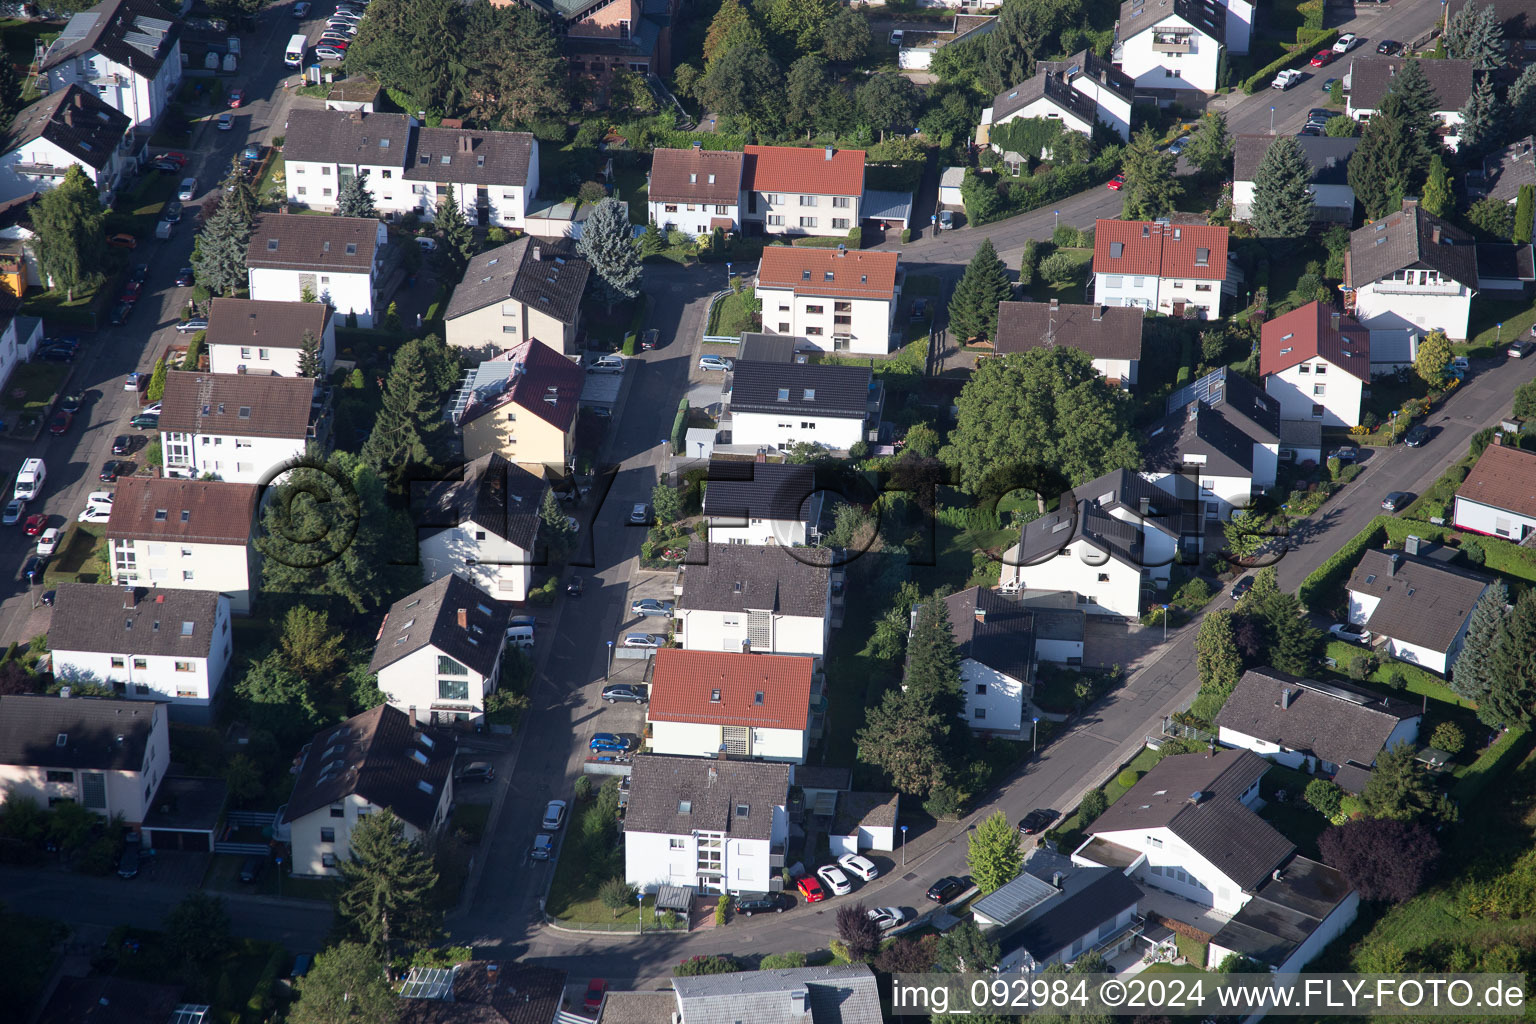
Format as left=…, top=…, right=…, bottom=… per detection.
left=796, top=875, right=826, bottom=903
left=1106, top=173, right=1125, bottom=191
left=23, top=513, right=45, bottom=536
left=48, top=410, right=73, bottom=435
left=228, top=89, right=244, bottom=107
left=1309, top=49, right=1335, bottom=67
left=583, top=979, right=607, bottom=1013
left=120, top=281, right=142, bottom=302
left=157, top=151, right=188, bottom=168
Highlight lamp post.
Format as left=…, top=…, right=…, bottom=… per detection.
left=275, top=852, right=283, bottom=898
left=900, top=825, right=908, bottom=866
left=1161, top=603, right=1171, bottom=641
left=1269, top=106, right=1276, bottom=134
left=1389, top=409, right=1398, bottom=445
left=637, top=891, right=644, bottom=934
left=1031, top=716, right=1040, bottom=753
left=1498, top=323, right=1504, bottom=346
left=1054, top=209, right=1059, bottom=233
left=606, top=640, right=614, bottom=681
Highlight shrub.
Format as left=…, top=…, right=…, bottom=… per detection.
left=900, top=228, right=912, bottom=243
left=675, top=955, right=739, bottom=976
left=1347, top=654, right=1376, bottom=681
left=1079, top=788, right=1107, bottom=824
left=1051, top=224, right=1085, bottom=248
left=1305, top=778, right=1343, bottom=818
left=669, top=398, right=689, bottom=454
left=1116, top=769, right=1141, bottom=790
left=1019, top=238, right=1039, bottom=287
left=573, top=775, right=593, bottom=801
left=924, top=784, right=964, bottom=819
left=622, top=333, right=637, bottom=356
left=1384, top=668, right=1407, bottom=690
left=1461, top=539, right=1486, bottom=565
left=1299, top=517, right=1387, bottom=610
left=1037, top=251, right=1083, bottom=283
left=715, top=898, right=729, bottom=926
left=761, top=951, right=808, bottom=969
left=1429, top=721, right=1466, bottom=756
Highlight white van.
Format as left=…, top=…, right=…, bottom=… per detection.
left=14, top=458, right=45, bottom=501
left=284, top=33, right=308, bottom=67
left=504, top=624, right=535, bottom=649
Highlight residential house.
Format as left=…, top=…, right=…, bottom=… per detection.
left=754, top=247, right=902, bottom=355
left=0, top=86, right=133, bottom=203
left=977, top=859, right=1145, bottom=973
left=646, top=649, right=816, bottom=763
left=1455, top=436, right=1536, bottom=541
left=0, top=307, right=43, bottom=395
left=369, top=574, right=511, bottom=728
left=48, top=585, right=232, bottom=722
left=450, top=342, right=582, bottom=477
left=1143, top=367, right=1281, bottom=522
left=1114, top=0, right=1227, bottom=95
left=507, top=0, right=674, bottom=94
left=0, top=693, right=169, bottom=825
left=980, top=50, right=1135, bottom=144
left=38, top=978, right=186, bottom=1024
left=1447, top=0, right=1536, bottom=59
left=39, top=0, right=182, bottom=128
left=741, top=146, right=864, bottom=239
left=398, top=962, right=567, bottom=1024
left=897, top=14, right=999, bottom=71
left=1205, top=853, right=1360, bottom=973
left=827, top=790, right=899, bottom=855
left=647, top=146, right=744, bottom=236
left=939, top=586, right=1085, bottom=732
left=1215, top=668, right=1422, bottom=791
left=992, top=300, right=1144, bottom=387
left=158, top=371, right=324, bottom=484
left=246, top=214, right=389, bottom=327
left=1092, top=219, right=1232, bottom=318
left=1260, top=301, right=1370, bottom=428
left=622, top=753, right=790, bottom=895
left=676, top=543, right=832, bottom=657
left=1347, top=203, right=1479, bottom=339
left=283, top=109, right=539, bottom=228
left=106, top=477, right=260, bottom=615
left=1232, top=134, right=1358, bottom=224
left=1345, top=58, right=1474, bottom=151
left=1465, top=136, right=1535, bottom=206
left=416, top=452, right=547, bottom=602
left=204, top=298, right=335, bottom=377
left=443, top=237, right=590, bottom=360
left=281, top=703, right=456, bottom=877
left=701, top=460, right=823, bottom=546
left=1346, top=545, right=1492, bottom=675
left=725, top=360, right=876, bottom=452
left=668, top=967, right=882, bottom=1024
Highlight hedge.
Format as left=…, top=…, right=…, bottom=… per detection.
left=669, top=398, right=689, bottom=454
left=1298, top=515, right=1387, bottom=611
left=962, top=152, right=1120, bottom=226
left=1382, top=517, right=1536, bottom=583
left=1451, top=727, right=1533, bottom=805
left=244, top=946, right=286, bottom=1023
left=1242, top=29, right=1340, bottom=93
left=792, top=228, right=861, bottom=248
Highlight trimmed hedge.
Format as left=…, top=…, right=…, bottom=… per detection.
left=1298, top=515, right=1387, bottom=611
left=1451, top=727, right=1533, bottom=805
left=792, top=228, right=862, bottom=249
left=1242, top=29, right=1340, bottom=93
left=669, top=398, right=689, bottom=455
left=245, top=946, right=286, bottom=1023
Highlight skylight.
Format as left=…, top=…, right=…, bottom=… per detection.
left=410, top=749, right=429, bottom=765
left=417, top=780, right=435, bottom=793
left=181, top=621, right=194, bottom=636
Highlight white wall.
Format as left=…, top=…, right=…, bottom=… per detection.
left=1118, top=15, right=1222, bottom=93
left=418, top=524, right=533, bottom=603
left=1235, top=181, right=1354, bottom=222
left=625, top=830, right=778, bottom=895
left=959, top=657, right=1025, bottom=732
left=289, top=782, right=452, bottom=877
left=648, top=199, right=740, bottom=236
left=1264, top=361, right=1364, bottom=428
left=1007, top=542, right=1148, bottom=619
left=756, top=286, right=896, bottom=355
left=1070, top=77, right=1132, bottom=140
left=377, top=643, right=497, bottom=725
left=1145, top=466, right=1262, bottom=522
left=110, top=538, right=254, bottom=614
left=1223, top=0, right=1253, bottom=55
left=1158, top=277, right=1223, bottom=318
left=0, top=133, right=122, bottom=203
left=52, top=600, right=233, bottom=716
left=705, top=514, right=811, bottom=547
left=1090, top=824, right=1250, bottom=914
left=746, top=192, right=860, bottom=237
left=47, top=45, right=181, bottom=128
left=1352, top=279, right=1474, bottom=340
left=1454, top=496, right=1536, bottom=542
left=1217, top=726, right=1311, bottom=770
left=248, top=267, right=377, bottom=327
left=0, top=705, right=169, bottom=824
left=648, top=719, right=809, bottom=763
left=1093, top=272, right=1159, bottom=310
left=677, top=608, right=827, bottom=658
left=161, top=430, right=307, bottom=485
left=994, top=98, right=1094, bottom=138
left=730, top=409, right=865, bottom=451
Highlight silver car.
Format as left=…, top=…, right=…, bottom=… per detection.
left=541, top=800, right=567, bottom=830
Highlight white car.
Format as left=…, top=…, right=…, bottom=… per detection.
left=78, top=505, right=111, bottom=523
left=622, top=633, right=664, bottom=648
left=838, top=853, right=879, bottom=881
left=414, top=236, right=437, bottom=252
left=867, top=906, right=909, bottom=930
left=628, top=503, right=649, bottom=524
left=314, top=45, right=346, bottom=60
left=1329, top=623, right=1372, bottom=645
left=889, top=29, right=903, bottom=45
left=177, top=177, right=198, bottom=201
left=1271, top=69, right=1303, bottom=90
left=541, top=800, right=567, bottom=830
left=1333, top=33, right=1359, bottom=53
left=86, top=491, right=115, bottom=506
left=816, top=864, right=852, bottom=896
left=36, top=528, right=59, bottom=556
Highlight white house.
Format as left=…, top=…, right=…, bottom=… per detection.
left=647, top=649, right=815, bottom=763
left=702, top=461, right=823, bottom=546
left=741, top=145, right=864, bottom=239
left=754, top=247, right=901, bottom=355
left=281, top=704, right=455, bottom=878
left=1346, top=203, right=1479, bottom=340
left=993, top=300, right=1144, bottom=387
left=980, top=50, right=1135, bottom=144
left=1260, top=301, right=1369, bottom=428
left=647, top=146, right=744, bottom=236
left=1346, top=545, right=1491, bottom=676
left=368, top=574, right=511, bottom=728
left=1232, top=134, right=1358, bottom=224
left=726, top=360, right=874, bottom=452
left=48, top=584, right=232, bottom=724
left=0, top=694, right=170, bottom=827
left=416, top=452, right=547, bottom=603
left=106, top=476, right=260, bottom=615
left=676, top=544, right=831, bottom=658
left=1215, top=668, right=1422, bottom=789
left=1092, top=219, right=1232, bottom=319
left=1345, top=57, right=1473, bottom=152
left=0, top=86, right=133, bottom=203
left=937, top=586, right=1084, bottom=733
left=1143, top=368, right=1281, bottom=522
left=1455, top=437, right=1536, bottom=541
left=0, top=310, right=44, bottom=396
left=204, top=298, right=334, bottom=378
left=39, top=0, right=183, bottom=129
left=158, top=371, right=323, bottom=484
left=1114, top=0, right=1226, bottom=95
left=983, top=864, right=1145, bottom=973
left=1205, top=855, right=1360, bottom=974
left=670, top=968, right=883, bottom=1024
left=623, top=753, right=790, bottom=896
left=246, top=214, right=388, bottom=327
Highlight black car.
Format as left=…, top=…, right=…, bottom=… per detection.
left=1377, top=39, right=1401, bottom=55
left=21, top=555, right=46, bottom=583
left=1017, top=808, right=1057, bottom=835
left=117, top=836, right=141, bottom=878
left=37, top=347, right=74, bottom=363
left=1231, top=575, right=1254, bottom=601
left=640, top=328, right=659, bottom=350
left=176, top=267, right=195, bottom=287
left=110, top=302, right=134, bottom=326
left=926, top=876, right=964, bottom=904
left=565, top=576, right=584, bottom=597
left=1381, top=491, right=1411, bottom=512
left=455, top=761, right=495, bottom=783
left=39, top=590, right=55, bottom=606
left=910, top=298, right=929, bottom=320
left=112, top=435, right=136, bottom=455
left=1299, top=124, right=1323, bottom=137
left=602, top=684, right=648, bottom=705
left=239, top=855, right=265, bottom=883
left=1404, top=424, right=1430, bottom=447
left=60, top=393, right=84, bottom=414
left=735, top=892, right=785, bottom=916
left=1326, top=446, right=1360, bottom=462
left=129, top=264, right=150, bottom=283
left=100, top=461, right=128, bottom=482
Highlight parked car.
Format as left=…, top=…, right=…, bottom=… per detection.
left=124, top=372, right=143, bottom=391
left=588, top=733, right=631, bottom=753
left=414, top=236, right=437, bottom=252
left=628, top=503, right=651, bottom=524
left=1271, top=69, right=1302, bottom=90
left=36, top=346, right=74, bottom=363
left=1299, top=124, right=1324, bottom=137
left=35, top=528, right=60, bottom=558
left=926, top=876, right=964, bottom=903
left=622, top=633, right=664, bottom=649
left=1106, top=172, right=1127, bottom=189
left=1333, top=33, right=1359, bottom=53
left=1017, top=808, right=1057, bottom=835
left=87, top=491, right=115, bottom=506
left=314, top=46, right=346, bottom=61
left=1309, top=49, right=1335, bottom=67
left=796, top=875, right=826, bottom=903
left=735, top=892, right=785, bottom=916
left=814, top=864, right=851, bottom=896
left=1511, top=340, right=1535, bottom=359
left=24, top=513, right=46, bottom=536
left=47, top=411, right=72, bottom=435
left=938, top=209, right=953, bottom=229
left=1167, top=136, right=1187, bottom=156
left=629, top=598, right=674, bottom=617
left=867, top=906, right=909, bottom=930
left=455, top=761, right=495, bottom=783
left=541, top=800, right=568, bottom=830
left=640, top=328, right=659, bottom=351
left=22, top=555, right=46, bottom=583
left=117, top=835, right=141, bottom=878
left=176, top=318, right=208, bottom=333
left=293, top=0, right=309, bottom=15
left=112, top=435, right=136, bottom=455
left=1376, top=39, right=1401, bottom=55
left=109, top=302, right=133, bottom=326
left=1404, top=424, right=1430, bottom=448
left=3, top=500, right=23, bottom=525
left=100, top=461, right=129, bottom=482
left=120, top=281, right=143, bottom=302
left=1326, top=446, right=1360, bottom=462
left=178, top=177, right=198, bottom=201
left=176, top=266, right=195, bottom=287
left=697, top=355, right=732, bottom=371
left=583, top=980, right=608, bottom=1013
left=1230, top=575, right=1255, bottom=601
left=130, top=413, right=160, bottom=430
left=239, top=855, right=264, bottom=882
left=228, top=89, right=244, bottom=107
left=1381, top=490, right=1411, bottom=512
left=531, top=833, right=554, bottom=860
left=106, top=233, right=136, bottom=249
left=601, top=684, right=647, bottom=704
left=910, top=298, right=929, bottom=320
left=161, top=200, right=182, bottom=224
left=59, top=392, right=84, bottom=414
left=838, top=853, right=879, bottom=881
left=565, top=576, right=584, bottom=597
left=78, top=505, right=111, bottom=523
left=888, top=29, right=903, bottom=45
left=1329, top=623, right=1372, bottom=644
left=156, top=151, right=188, bottom=169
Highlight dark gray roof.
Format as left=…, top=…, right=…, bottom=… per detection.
left=1000, top=869, right=1142, bottom=963
left=0, top=694, right=161, bottom=771
left=1215, top=668, right=1421, bottom=769
left=993, top=51, right=1132, bottom=123
left=4, top=85, right=131, bottom=172
left=1348, top=205, right=1478, bottom=290
left=418, top=452, right=546, bottom=549
left=737, top=333, right=799, bottom=363
left=247, top=214, right=382, bottom=273
left=399, top=962, right=568, bottom=1024
left=703, top=461, right=818, bottom=522
left=1088, top=749, right=1296, bottom=890
left=403, top=126, right=535, bottom=187
left=1331, top=763, right=1375, bottom=794
left=944, top=586, right=1036, bottom=682
left=1208, top=855, right=1355, bottom=968
left=368, top=573, right=510, bottom=678
left=444, top=236, right=589, bottom=325
left=48, top=584, right=221, bottom=659
left=831, top=790, right=899, bottom=835
left=1072, top=468, right=1183, bottom=537
left=1279, top=418, right=1322, bottom=448
left=1477, top=242, right=1536, bottom=283
left=1149, top=368, right=1280, bottom=478
left=994, top=302, right=1144, bottom=363
left=281, top=108, right=413, bottom=167
left=205, top=297, right=331, bottom=351
left=729, top=361, right=872, bottom=418
left=671, top=965, right=881, bottom=1024
left=1346, top=549, right=1490, bottom=655
left=282, top=703, right=456, bottom=831
left=1232, top=134, right=1358, bottom=185
left=793, top=764, right=851, bottom=791
left=1014, top=494, right=1145, bottom=568
left=1118, top=0, right=1225, bottom=44
left=42, top=0, right=180, bottom=78
left=1346, top=56, right=1474, bottom=113
left=624, top=753, right=789, bottom=841
left=678, top=544, right=830, bottom=618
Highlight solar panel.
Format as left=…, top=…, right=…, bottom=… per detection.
left=1303, top=678, right=1375, bottom=706
left=401, top=966, right=457, bottom=1000
left=1166, top=366, right=1229, bottom=414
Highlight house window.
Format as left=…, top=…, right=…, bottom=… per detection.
left=439, top=677, right=470, bottom=701
left=805, top=305, right=824, bottom=315
left=664, top=204, right=678, bottom=213
left=111, top=657, right=125, bottom=669
left=46, top=770, right=72, bottom=783
left=1098, top=573, right=1110, bottom=582
left=258, top=348, right=270, bottom=360
left=132, top=658, right=146, bottom=670
left=974, top=707, right=986, bottom=719
left=240, top=347, right=251, bottom=359
left=767, top=215, right=784, bottom=226
left=1148, top=835, right=1163, bottom=848
left=669, top=838, right=685, bottom=849
left=174, top=661, right=194, bottom=672
left=1312, top=404, right=1325, bottom=417
left=438, top=655, right=468, bottom=676
left=1314, top=363, right=1327, bottom=375
left=1313, top=384, right=1326, bottom=396
left=322, top=188, right=332, bottom=198
left=799, top=217, right=817, bottom=228
left=778, top=323, right=790, bottom=333
left=799, top=195, right=816, bottom=206
left=330, top=806, right=345, bottom=818
left=716, top=205, right=728, bottom=215
left=1195, top=284, right=1212, bottom=292
left=833, top=196, right=851, bottom=208
left=975, top=683, right=986, bottom=695
left=321, top=827, right=335, bottom=843
left=1298, top=364, right=1310, bottom=374
left=806, top=327, right=823, bottom=335
left=322, top=853, right=337, bottom=868
left=182, top=571, right=195, bottom=581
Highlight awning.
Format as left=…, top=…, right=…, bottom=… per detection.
left=654, top=884, right=694, bottom=911
left=710, top=217, right=734, bottom=230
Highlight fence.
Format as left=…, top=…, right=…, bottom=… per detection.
left=702, top=288, right=740, bottom=345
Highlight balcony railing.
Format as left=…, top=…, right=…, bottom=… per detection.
left=1151, top=34, right=1194, bottom=53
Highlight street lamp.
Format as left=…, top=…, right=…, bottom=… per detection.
left=1389, top=409, right=1398, bottom=445
left=900, top=825, right=908, bottom=866
left=1269, top=106, right=1276, bottom=134
left=606, top=640, right=614, bottom=681
left=637, top=891, right=645, bottom=934
left=1054, top=209, right=1059, bottom=233
left=1498, top=323, right=1505, bottom=345
left=1161, top=603, right=1171, bottom=641
left=1031, top=716, right=1040, bottom=753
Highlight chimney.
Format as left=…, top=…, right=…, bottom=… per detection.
left=122, top=586, right=137, bottom=610
left=1401, top=196, right=1419, bottom=212
left=1431, top=224, right=1442, bottom=245
left=458, top=136, right=472, bottom=153
left=692, top=140, right=702, bottom=149
left=457, top=608, right=467, bottom=629
left=408, top=705, right=416, bottom=723
left=1138, top=496, right=1150, bottom=516
left=59, top=686, right=70, bottom=699
left=349, top=110, right=363, bottom=122
left=1493, top=432, right=1505, bottom=446
left=754, top=449, right=767, bottom=462
left=1049, top=298, right=1059, bottom=309
left=532, top=245, right=541, bottom=261
left=1405, top=535, right=1421, bottom=556
left=1389, top=552, right=1400, bottom=575
left=1092, top=305, right=1103, bottom=322
left=790, top=990, right=810, bottom=1016
left=975, top=607, right=986, bottom=623
left=1051, top=871, right=1063, bottom=888
left=1273, top=868, right=1283, bottom=882
left=1280, top=687, right=1294, bottom=709
left=1330, top=312, right=1340, bottom=331
left=73, top=92, right=84, bottom=109
left=824, top=145, right=834, bottom=161
left=717, top=745, right=728, bottom=760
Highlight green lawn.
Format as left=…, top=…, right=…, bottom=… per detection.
left=1024, top=248, right=1092, bottom=304
left=44, top=523, right=104, bottom=587
left=611, top=163, right=649, bottom=224
left=255, top=152, right=286, bottom=209
left=1321, top=640, right=1471, bottom=708
left=1047, top=746, right=1165, bottom=851
left=1463, top=299, right=1536, bottom=358
left=3, top=360, right=71, bottom=414
left=707, top=287, right=759, bottom=337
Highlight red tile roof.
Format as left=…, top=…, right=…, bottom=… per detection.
left=1260, top=301, right=1370, bottom=380
left=756, top=246, right=900, bottom=300
left=648, top=147, right=744, bottom=206
left=1457, top=442, right=1536, bottom=520
left=649, top=649, right=814, bottom=731
left=1092, top=219, right=1228, bottom=281
left=459, top=338, right=583, bottom=431
left=743, top=145, right=865, bottom=197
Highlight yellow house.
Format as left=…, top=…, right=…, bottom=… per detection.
left=443, top=236, right=590, bottom=361
left=454, top=338, right=583, bottom=476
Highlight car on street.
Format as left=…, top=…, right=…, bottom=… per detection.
left=156, top=151, right=188, bottom=169
left=583, top=980, right=607, bottom=1013
left=48, top=411, right=73, bottom=435
left=177, top=178, right=198, bottom=201
left=1167, top=136, right=1187, bottom=155
left=629, top=503, right=651, bottom=525
left=176, top=318, right=208, bottom=333
left=530, top=833, right=553, bottom=860
left=124, top=372, right=143, bottom=391
left=100, top=461, right=129, bottom=482
left=888, top=29, right=902, bottom=45
left=1299, top=124, right=1324, bottom=136
left=1271, top=69, right=1302, bottom=90
left=455, top=761, right=495, bottom=783
left=698, top=354, right=732, bottom=371
left=867, top=906, right=909, bottom=930
left=1017, top=808, right=1057, bottom=835
left=176, top=267, right=195, bottom=286
left=622, top=633, right=664, bottom=648
left=293, top=1, right=310, bottom=15
left=239, top=856, right=264, bottom=883
left=22, top=556, right=46, bottom=583
left=735, top=892, right=785, bottom=916
left=541, top=799, right=567, bottom=829
left=106, top=233, right=136, bottom=249
left=161, top=200, right=182, bottom=223
left=1330, top=623, right=1372, bottom=644
left=1404, top=424, right=1430, bottom=447
left=120, top=281, right=143, bottom=302
left=112, top=435, right=136, bottom=455
left=330, top=8, right=361, bottom=20
left=78, top=505, right=111, bottom=523
left=24, top=514, right=46, bottom=536
left=796, top=875, right=826, bottom=903
left=640, top=328, right=659, bottom=350
left=926, top=876, right=964, bottom=903
left=3, top=500, right=23, bottom=526
left=317, top=37, right=350, bottom=50
left=601, top=684, right=647, bottom=704
left=60, top=393, right=83, bottom=413
left=1309, top=49, right=1335, bottom=67
left=1327, top=446, right=1360, bottom=462
left=117, top=835, right=141, bottom=878
left=1106, top=172, right=1126, bottom=189
left=326, top=20, right=357, bottom=33
left=565, top=576, right=584, bottom=597
left=40, top=590, right=54, bottom=606
left=36, top=528, right=60, bottom=556
left=110, top=302, right=133, bottom=326
left=1308, top=108, right=1334, bottom=124
left=588, top=733, right=632, bottom=753
left=1510, top=340, right=1535, bottom=359
left=1230, top=575, right=1255, bottom=601
left=816, top=864, right=852, bottom=895
left=1377, top=39, right=1401, bottom=55
left=228, top=89, right=244, bottom=107
left=1381, top=491, right=1411, bottom=512
left=838, top=853, right=879, bottom=881
left=630, top=598, right=674, bottom=617
left=216, top=113, right=233, bottom=130
left=1333, top=33, right=1359, bottom=53
left=130, top=413, right=160, bottom=430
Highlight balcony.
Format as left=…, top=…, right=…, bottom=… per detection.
left=770, top=842, right=786, bottom=868
left=1151, top=34, right=1194, bottom=54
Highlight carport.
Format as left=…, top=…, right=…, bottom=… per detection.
left=655, top=884, right=694, bottom=912
left=141, top=776, right=228, bottom=851
left=861, top=190, right=913, bottom=243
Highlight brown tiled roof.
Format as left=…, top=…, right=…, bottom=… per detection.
left=649, top=649, right=814, bottom=731
left=1347, top=205, right=1478, bottom=291
left=1457, top=442, right=1536, bottom=520
left=403, top=126, right=535, bottom=186
left=5, top=85, right=131, bottom=171
left=1346, top=56, right=1474, bottom=113
left=281, top=108, right=413, bottom=166
left=47, top=584, right=222, bottom=659
left=624, top=753, right=789, bottom=841
left=743, top=145, right=865, bottom=197
left=459, top=339, right=583, bottom=432
left=106, top=477, right=258, bottom=545
left=1347, top=549, right=1491, bottom=654
left=282, top=704, right=457, bottom=831
left=649, top=147, right=744, bottom=205
left=0, top=693, right=161, bottom=771
left=677, top=543, right=831, bottom=618
left=246, top=213, right=381, bottom=272
left=756, top=247, right=900, bottom=300
left=205, top=298, right=331, bottom=351
left=444, top=236, right=589, bottom=326
left=368, top=573, right=511, bottom=678
left=399, top=962, right=568, bottom=1024
left=994, top=301, right=1144, bottom=361
left=158, top=371, right=316, bottom=439
left=1092, top=219, right=1228, bottom=281
left=1260, top=301, right=1370, bottom=380
left=1472, top=136, right=1536, bottom=204
left=1215, top=668, right=1421, bottom=769
left=417, top=452, right=546, bottom=549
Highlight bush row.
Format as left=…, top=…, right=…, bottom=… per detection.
left=1297, top=514, right=1386, bottom=611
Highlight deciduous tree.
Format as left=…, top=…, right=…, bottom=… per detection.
left=277, top=605, right=345, bottom=678
left=1362, top=742, right=1456, bottom=825
left=1414, top=329, right=1454, bottom=386
left=947, top=238, right=1012, bottom=345
left=163, top=892, right=231, bottom=984
left=578, top=198, right=642, bottom=311
left=1304, top=778, right=1343, bottom=819
left=967, top=810, right=1023, bottom=894
left=1468, top=195, right=1516, bottom=239
left=856, top=74, right=920, bottom=137
left=1452, top=582, right=1507, bottom=704
left=696, top=41, right=783, bottom=125
left=856, top=688, right=952, bottom=797
left=0, top=53, right=22, bottom=128
left=1120, top=126, right=1181, bottom=221
left=1191, top=610, right=1243, bottom=721
left=337, top=809, right=440, bottom=958
left=32, top=166, right=105, bottom=301
left=762, top=0, right=835, bottom=54
left=703, top=0, right=759, bottom=67
left=821, top=6, right=870, bottom=62
left=289, top=942, right=397, bottom=1024
left=1250, top=135, right=1315, bottom=239
left=786, top=54, right=829, bottom=131
left=836, top=903, right=880, bottom=960
left=1319, top=817, right=1440, bottom=902
left=598, top=876, right=636, bottom=918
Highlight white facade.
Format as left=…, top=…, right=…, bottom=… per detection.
left=207, top=316, right=336, bottom=377
left=160, top=429, right=307, bottom=485
left=647, top=720, right=808, bottom=763
left=0, top=316, right=42, bottom=396
left=43, top=41, right=181, bottom=129
left=728, top=410, right=866, bottom=452
left=756, top=286, right=896, bottom=356
left=705, top=513, right=814, bottom=547
left=417, top=523, right=533, bottom=603
left=677, top=608, right=828, bottom=658
left=995, top=95, right=1094, bottom=136
left=1005, top=542, right=1161, bottom=620
left=1454, top=496, right=1536, bottom=542
left=288, top=784, right=452, bottom=878
left=1118, top=15, right=1222, bottom=94
left=1086, top=821, right=1253, bottom=915
left=648, top=198, right=739, bottom=236
left=287, top=146, right=539, bottom=229
left=828, top=820, right=896, bottom=857
left=1233, top=181, right=1353, bottom=223
left=51, top=598, right=233, bottom=715
left=625, top=813, right=788, bottom=895
left=0, top=705, right=169, bottom=825
left=1351, top=277, right=1474, bottom=340
left=110, top=538, right=255, bottom=615
left=999, top=903, right=1141, bottom=973
left=1222, top=0, right=1253, bottom=55
left=748, top=192, right=860, bottom=237
left=1346, top=587, right=1472, bottom=675
left=376, top=643, right=500, bottom=726
left=1144, top=465, right=1263, bottom=522
left=0, top=132, right=128, bottom=203
left=959, top=657, right=1025, bottom=732
left=1264, top=359, right=1365, bottom=428
left=1218, top=716, right=1420, bottom=775
left=1093, top=271, right=1160, bottom=311
left=247, top=265, right=379, bottom=328
left=1349, top=102, right=1463, bottom=153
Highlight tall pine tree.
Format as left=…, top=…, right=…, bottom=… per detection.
left=336, top=171, right=377, bottom=219
left=946, top=238, right=1011, bottom=344
left=0, top=52, right=22, bottom=128
left=336, top=809, right=441, bottom=958
left=435, top=192, right=474, bottom=275
left=360, top=337, right=442, bottom=487
left=1483, top=588, right=1536, bottom=728
left=1249, top=136, right=1315, bottom=240
left=297, top=330, right=324, bottom=378
left=1457, top=74, right=1504, bottom=159
left=1509, top=64, right=1536, bottom=129
left=540, top=488, right=576, bottom=560
left=1445, top=0, right=1505, bottom=69
left=1348, top=110, right=1415, bottom=219
left=1377, top=60, right=1439, bottom=187
left=577, top=197, right=642, bottom=311
left=905, top=597, right=965, bottom=726
left=1120, top=126, right=1181, bottom=220
left=1452, top=581, right=1507, bottom=704
left=190, top=202, right=249, bottom=296
left=1421, top=154, right=1453, bottom=219
left=1185, top=111, right=1232, bottom=181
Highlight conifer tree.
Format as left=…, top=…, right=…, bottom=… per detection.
left=1514, top=185, right=1534, bottom=246
left=540, top=488, right=576, bottom=560
left=577, top=197, right=642, bottom=311
left=360, top=337, right=442, bottom=486
left=1445, top=0, right=1505, bottom=69
left=1421, top=155, right=1453, bottom=219
left=1120, top=126, right=1181, bottom=220
left=946, top=238, right=1011, bottom=344
left=1457, top=74, right=1504, bottom=159
left=1509, top=64, right=1536, bottom=129
left=1452, top=582, right=1507, bottom=705
left=435, top=192, right=474, bottom=274
left=1250, top=136, right=1315, bottom=239
left=297, top=330, right=324, bottom=378
left=337, top=170, right=377, bottom=219
left=1484, top=589, right=1536, bottom=728
left=1348, top=110, right=1414, bottom=219
left=337, top=809, right=441, bottom=958
left=190, top=200, right=251, bottom=295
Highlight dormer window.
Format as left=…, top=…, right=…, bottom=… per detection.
left=267, top=239, right=278, bottom=251
left=1110, top=242, right=1124, bottom=258
left=710, top=689, right=721, bottom=702
left=154, top=509, right=167, bottom=520
left=1195, top=247, right=1210, bottom=266
left=801, top=270, right=810, bottom=280
left=346, top=243, right=357, bottom=255
left=777, top=388, right=789, bottom=401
